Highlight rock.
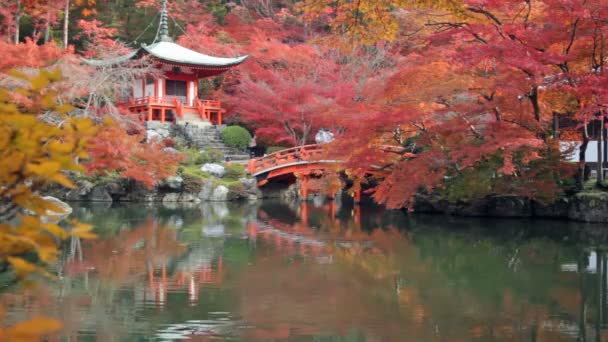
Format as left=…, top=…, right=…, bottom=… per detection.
left=210, top=185, right=229, bottom=201
left=162, top=193, right=181, bottom=202
left=534, top=198, right=569, bottom=219
left=41, top=196, right=72, bottom=223
left=312, top=195, right=326, bottom=207
left=65, top=180, right=94, bottom=201
left=486, top=196, right=532, bottom=217
left=89, top=186, right=112, bottom=202
left=146, top=130, right=162, bottom=142
left=179, top=193, right=200, bottom=202
left=201, top=163, right=226, bottom=178
left=239, top=177, right=262, bottom=200
left=568, top=192, right=608, bottom=222
left=161, top=176, right=183, bottom=191
left=198, top=181, right=215, bottom=201
left=162, top=147, right=179, bottom=154
left=105, top=181, right=126, bottom=197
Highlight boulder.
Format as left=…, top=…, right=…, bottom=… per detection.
left=568, top=192, right=608, bottom=222
left=210, top=185, right=229, bottom=201
left=89, top=186, right=112, bottom=202
left=161, top=176, right=183, bottom=191
left=239, top=177, right=262, bottom=200
left=162, top=193, right=181, bottom=202
left=201, top=163, right=226, bottom=178
left=65, top=180, right=94, bottom=201
left=146, top=130, right=162, bottom=142
left=162, top=147, right=180, bottom=154
left=486, top=196, right=532, bottom=217
left=198, top=181, right=215, bottom=201
left=105, top=181, right=126, bottom=197
left=179, top=193, right=200, bottom=202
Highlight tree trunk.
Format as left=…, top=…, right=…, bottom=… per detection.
left=578, top=123, right=590, bottom=189
left=44, top=12, right=51, bottom=44
left=63, top=0, right=69, bottom=49
left=14, top=0, right=21, bottom=44
left=597, top=117, right=604, bottom=184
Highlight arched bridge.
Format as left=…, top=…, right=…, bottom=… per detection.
left=247, top=144, right=341, bottom=187
left=247, top=143, right=407, bottom=200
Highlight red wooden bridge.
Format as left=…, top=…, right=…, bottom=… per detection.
left=247, top=144, right=406, bottom=200
left=247, top=144, right=341, bottom=193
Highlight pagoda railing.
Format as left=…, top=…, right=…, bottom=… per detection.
left=123, top=96, right=221, bottom=109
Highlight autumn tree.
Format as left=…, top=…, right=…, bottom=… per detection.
left=0, top=69, right=97, bottom=340
left=84, top=123, right=184, bottom=188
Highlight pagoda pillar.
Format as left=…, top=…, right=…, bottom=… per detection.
left=148, top=107, right=152, bottom=121
left=161, top=108, right=166, bottom=122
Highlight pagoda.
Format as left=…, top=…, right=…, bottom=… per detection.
left=113, top=0, right=247, bottom=125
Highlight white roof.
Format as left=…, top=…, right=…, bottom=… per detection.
left=142, top=41, right=248, bottom=67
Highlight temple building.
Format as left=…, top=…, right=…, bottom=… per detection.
left=109, top=0, right=247, bottom=125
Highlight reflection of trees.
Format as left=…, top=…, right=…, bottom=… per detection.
left=249, top=204, right=608, bottom=341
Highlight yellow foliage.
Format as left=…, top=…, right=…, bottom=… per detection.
left=0, top=70, right=98, bottom=340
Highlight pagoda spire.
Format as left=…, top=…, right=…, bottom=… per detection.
left=158, top=0, right=173, bottom=42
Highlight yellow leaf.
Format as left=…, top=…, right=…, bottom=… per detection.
left=7, top=317, right=62, bottom=339
left=71, top=222, right=96, bottom=239
left=7, top=257, right=37, bottom=278
left=50, top=172, right=74, bottom=189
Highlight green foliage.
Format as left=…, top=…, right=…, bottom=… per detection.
left=266, top=146, right=289, bottom=154
left=224, top=163, right=246, bottom=179
left=180, top=147, right=224, bottom=165
left=221, top=126, right=252, bottom=150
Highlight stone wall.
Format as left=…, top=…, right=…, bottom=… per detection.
left=413, top=193, right=608, bottom=223
left=45, top=175, right=262, bottom=204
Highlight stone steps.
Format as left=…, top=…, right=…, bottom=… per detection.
left=174, top=123, right=250, bottom=162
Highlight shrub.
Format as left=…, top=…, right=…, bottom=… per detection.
left=266, top=146, right=289, bottom=154
left=162, top=138, right=176, bottom=148
left=199, top=148, right=224, bottom=164
left=180, top=147, right=224, bottom=165
left=221, top=125, right=251, bottom=150
left=224, top=163, right=246, bottom=179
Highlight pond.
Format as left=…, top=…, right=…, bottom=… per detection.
left=2, top=199, right=608, bottom=341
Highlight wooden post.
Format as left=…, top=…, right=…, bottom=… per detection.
left=161, top=108, right=166, bottom=123
left=300, top=201, right=309, bottom=227
left=218, top=111, right=223, bottom=125
left=353, top=204, right=361, bottom=226
left=148, top=107, right=152, bottom=121
left=354, top=189, right=361, bottom=204
left=300, top=175, right=309, bottom=200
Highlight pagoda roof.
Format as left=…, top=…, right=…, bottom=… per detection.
left=84, top=42, right=247, bottom=71
left=142, top=41, right=248, bottom=68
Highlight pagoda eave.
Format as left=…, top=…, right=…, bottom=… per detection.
left=153, top=59, right=238, bottom=78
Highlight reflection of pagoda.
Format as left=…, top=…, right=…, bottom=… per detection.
left=112, top=0, right=247, bottom=125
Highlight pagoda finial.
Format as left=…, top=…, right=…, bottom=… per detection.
left=159, top=0, right=173, bottom=42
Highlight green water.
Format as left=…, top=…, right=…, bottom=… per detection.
left=3, top=199, right=608, bottom=341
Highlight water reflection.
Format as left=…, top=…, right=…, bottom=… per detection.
left=1, top=199, right=608, bottom=341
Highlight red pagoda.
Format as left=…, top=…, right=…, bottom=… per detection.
left=115, top=1, right=247, bottom=125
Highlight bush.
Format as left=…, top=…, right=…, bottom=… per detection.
left=180, top=147, right=224, bottom=165
left=199, top=148, right=224, bottom=164
left=266, top=146, right=289, bottom=154
left=221, top=126, right=251, bottom=150
left=224, top=163, right=246, bottom=179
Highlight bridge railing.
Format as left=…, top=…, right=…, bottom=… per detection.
left=248, top=144, right=324, bottom=175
